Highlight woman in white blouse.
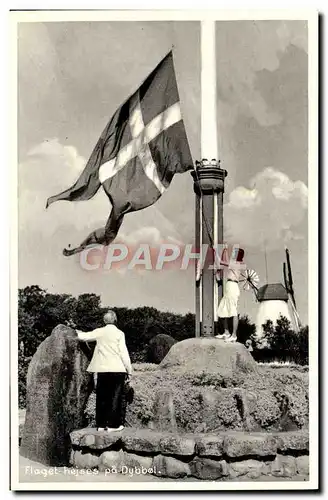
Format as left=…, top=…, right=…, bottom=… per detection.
left=216, top=248, right=245, bottom=343
left=77, top=310, right=132, bottom=432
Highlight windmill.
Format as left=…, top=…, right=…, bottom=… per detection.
left=240, top=268, right=260, bottom=296
left=283, top=248, right=302, bottom=332
left=240, top=248, right=301, bottom=338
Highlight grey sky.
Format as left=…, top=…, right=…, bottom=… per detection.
left=18, top=20, right=308, bottom=324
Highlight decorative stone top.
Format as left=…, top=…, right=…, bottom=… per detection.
left=191, top=160, right=227, bottom=194
left=195, top=159, right=221, bottom=168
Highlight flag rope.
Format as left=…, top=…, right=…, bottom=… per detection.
left=192, top=162, right=219, bottom=289
left=192, top=163, right=215, bottom=248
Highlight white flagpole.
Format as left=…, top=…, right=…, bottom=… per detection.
left=201, top=21, right=219, bottom=329
left=201, top=20, right=218, bottom=160
left=193, top=20, right=224, bottom=337
left=213, top=193, right=219, bottom=324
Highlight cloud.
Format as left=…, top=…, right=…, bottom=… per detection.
left=28, top=138, right=86, bottom=173
left=224, top=167, right=308, bottom=251
left=118, top=227, right=183, bottom=247
left=19, top=139, right=185, bottom=247
left=18, top=139, right=109, bottom=243
left=217, top=20, right=307, bottom=127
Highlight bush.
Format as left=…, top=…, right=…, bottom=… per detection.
left=132, top=363, right=158, bottom=372
left=84, top=363, right=308, bottom=433
left=147, top=334, right=176, bottom=364
left=260, top=316, right=309, bottom=365
left=130, top=348, right=149, bottom=364
left=237, top=315, right=257, bottom=345
left=17, top=287, right=197, bottom=405
left=17, top=286, right=309, bottom=411
left=184, top=370, right=244, bottom=388
left=249, top=390, right=281, bottom=429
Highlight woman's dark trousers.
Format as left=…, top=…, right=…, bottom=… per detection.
left=96, top=372, right=126, bottom=428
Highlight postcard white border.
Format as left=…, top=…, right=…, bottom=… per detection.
left=9, top=9, right=319, bottom=492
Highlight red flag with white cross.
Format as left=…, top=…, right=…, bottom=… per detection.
left=46, top=52, right=193, bottom=256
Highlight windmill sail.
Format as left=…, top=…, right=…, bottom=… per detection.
left=286, top=248, right=297, bottom=308
left=283, top=262, right=288, bottom=292
left=283, top=248, right=301, bottom=332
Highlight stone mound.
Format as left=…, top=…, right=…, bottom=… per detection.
left=159, top=338, right=258, bottom=375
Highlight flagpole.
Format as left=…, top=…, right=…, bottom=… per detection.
left=201, top=20, right=218, bottom=160
left=192, top=20, right=227, bottom=337
left=202, top=21, right=220, bottom=328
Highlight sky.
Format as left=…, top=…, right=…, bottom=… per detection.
left=17, top=19, right=309, bottom=324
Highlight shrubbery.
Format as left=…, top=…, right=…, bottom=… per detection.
left=257, top=316, right=309, bottom=365
left=84, top=363, right=308, bottom=432
left=17, top=286, right=195, bottom=407
left=147, top=334, right=176, bottom=364
left=17, top=286, right=309, bottom=409
left=18, top=286, right=195, bottom=362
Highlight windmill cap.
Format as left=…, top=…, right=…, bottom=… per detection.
left=257, top=283, right=288, bottom=302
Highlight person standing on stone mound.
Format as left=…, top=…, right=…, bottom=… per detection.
left=76, top=310, right=132, bottom=432
left=215, top=247, right=245, bottom=343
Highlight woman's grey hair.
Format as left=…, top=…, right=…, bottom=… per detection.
left=104, top=310, right=117, bottom=325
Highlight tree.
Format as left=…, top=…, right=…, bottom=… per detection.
left=73, top=294, right=106, bottom=331
left=262, top=315, right=297, bottom=357
left=113, top=306, right=167, bottom=356
left=18, top=286, right=47, bottom=357
left=261, top=319, right=275, bottom=341
left=18, top=287, right=79, bottom=356
left=260, top=315, right=309, bottom=365
left=237, top=315, right=256, bottom=345
left=295, top=325, right=309, bottom=365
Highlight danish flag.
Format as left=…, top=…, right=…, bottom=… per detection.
left=46, top=52, right=193, bottom=256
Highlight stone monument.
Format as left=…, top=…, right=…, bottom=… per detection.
left=20, top=324, right=93, bottom=466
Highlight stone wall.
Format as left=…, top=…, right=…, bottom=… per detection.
left=70, top=428, right=309, bottom=481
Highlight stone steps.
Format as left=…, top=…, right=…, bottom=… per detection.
left=69, top=428, right=309, bottom=481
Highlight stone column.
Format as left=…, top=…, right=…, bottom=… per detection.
left=191, top=160, right=227, bottom=337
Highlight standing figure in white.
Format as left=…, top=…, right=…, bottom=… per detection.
left=216, top=247, right=245, bottom=343
left=76, top=310, right=132, bottom=432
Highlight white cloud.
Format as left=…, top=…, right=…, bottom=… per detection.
left=19, top=139, right=109, bottom=242
left=28, top=138, right=86, bottom=173
left=118, top=224, right=184, bottom=248
left=224, top=167, right=308, bottom=251
left=217, top=20, right=307, bottom=127
left=19, top=140, right=185, bottom=247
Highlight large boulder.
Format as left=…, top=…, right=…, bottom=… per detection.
left=159, top=337, right=258, bottom=376
left=20, top=324, right=93, bottom=466
left=148, top=334, right=176, bottom=364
